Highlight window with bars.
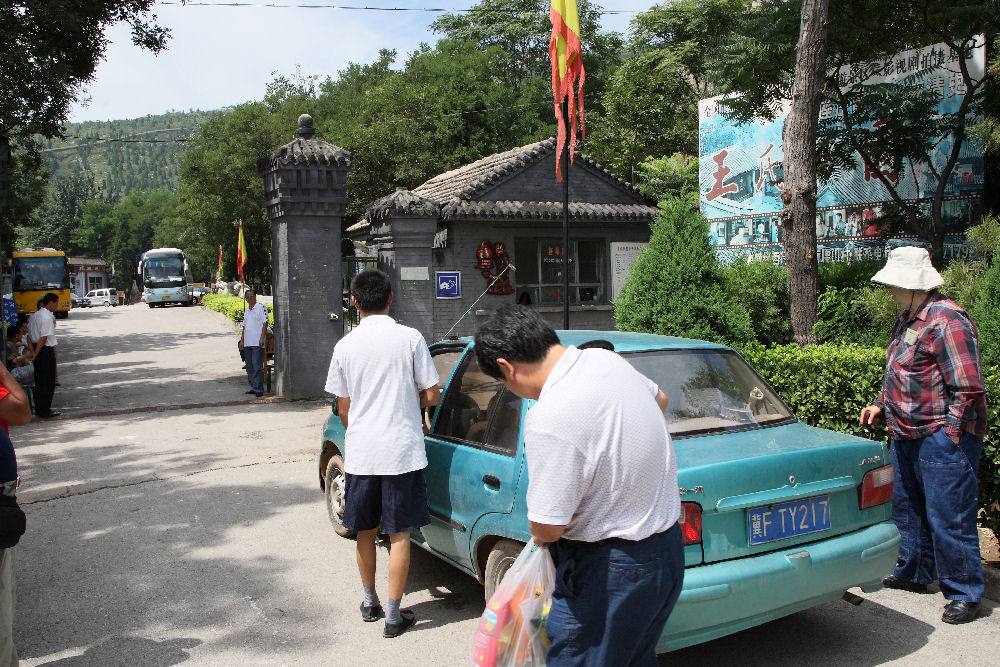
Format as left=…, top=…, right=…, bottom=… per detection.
left=514, top=238, right=603, bottom=305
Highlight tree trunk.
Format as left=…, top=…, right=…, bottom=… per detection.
left=781, top=0, right=829, bottom=345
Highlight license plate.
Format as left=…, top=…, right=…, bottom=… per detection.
left=161, top=296, right=170, bottom=300
left=748, top=495, right=831, bottom=546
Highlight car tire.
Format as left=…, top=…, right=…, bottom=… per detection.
left=103, top=300, right=109, bottom=307
left=484, top=539, right=525, bottom=600
left=324, top=454, right=356, bottom=539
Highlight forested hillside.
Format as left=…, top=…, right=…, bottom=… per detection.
left=41, top=109, right=218, bottom=200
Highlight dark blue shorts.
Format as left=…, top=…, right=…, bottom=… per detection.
left=343, top=468, right=430, bottom=535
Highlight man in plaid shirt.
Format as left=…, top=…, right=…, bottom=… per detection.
left=860, top=246, right=986, bottom=624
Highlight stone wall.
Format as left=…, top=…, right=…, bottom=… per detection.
left=429, top=219, right=648, bottom=339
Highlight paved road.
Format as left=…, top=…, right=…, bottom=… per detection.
left=9, top=304, right=1000, bottom=665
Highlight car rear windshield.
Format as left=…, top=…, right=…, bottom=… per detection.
left=624, top=349, right=795, bottom=438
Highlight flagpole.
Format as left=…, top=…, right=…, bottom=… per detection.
left=562, top=96, right=570, bottom=331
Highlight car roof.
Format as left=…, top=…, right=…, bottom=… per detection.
left=440, top=330, right=730, bottom=353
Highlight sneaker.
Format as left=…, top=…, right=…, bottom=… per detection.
left=245, top=390, right=256, bottom=394
left=360, top=602, right=383, bottom=622
left=942, top=600, right=981, bottom=624
left=881, top=575, right=927, bottom=594
left=384, top=610, right=416, bottom=638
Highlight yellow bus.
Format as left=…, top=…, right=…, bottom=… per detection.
left=11, top=248, right=71, bottom=318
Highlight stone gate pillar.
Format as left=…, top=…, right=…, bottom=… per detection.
left=258, top=114, right=351, bottom=399
left=365, top=188, right=440, bottom=341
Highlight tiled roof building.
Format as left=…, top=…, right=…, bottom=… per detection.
left=348, top=138, right=658, bottom=340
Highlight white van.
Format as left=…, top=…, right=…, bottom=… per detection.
left=83, top=288, right=119, bottom=307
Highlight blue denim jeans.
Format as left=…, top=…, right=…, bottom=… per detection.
left=547, top=524, right=684, bottom=667
left=890, top=429, right=984, bottom=602
left=244, top=345, right=264, bottom=394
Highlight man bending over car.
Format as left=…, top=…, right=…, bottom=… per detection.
left=474, top=305, right=683, bottom=666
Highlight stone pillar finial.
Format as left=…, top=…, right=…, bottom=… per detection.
left=296, top=113, right=315, bottom=140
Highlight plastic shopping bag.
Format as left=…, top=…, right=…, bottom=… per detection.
left=472, top=542, right=555, bottom=667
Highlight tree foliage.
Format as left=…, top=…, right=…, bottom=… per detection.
left=615, top=197, right=755, bottom=347
left=709, top=0, right=999, bottom=264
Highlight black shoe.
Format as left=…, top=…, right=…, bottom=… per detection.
left=384, top=610, right=416, bottom=638
left=245, top=390, right=256, bottom=394
left=943, top=600, right=981, bottom=624
left=41, top=411, right=61, bottom=419
left=881, top=575, right=927, bottom=594
left=255, top=393, right=263, bottom=398
left=360, top=602, right=383, bottom=622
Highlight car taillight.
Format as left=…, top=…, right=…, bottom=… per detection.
left=679, top=502, right=702, bottom=545
left=858, top=464, right=894, bottom=509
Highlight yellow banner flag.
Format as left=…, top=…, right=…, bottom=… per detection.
left=550, top=0, right=585, bottom=182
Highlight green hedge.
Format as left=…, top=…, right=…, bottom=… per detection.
left=200, top=293, right=274, bottom=327
left=743, top=343, right=1000, bottom=536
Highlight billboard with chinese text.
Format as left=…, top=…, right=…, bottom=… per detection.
left=698, top=40, right=985, bottom=263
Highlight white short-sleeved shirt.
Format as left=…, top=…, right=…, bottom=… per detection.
left=242, top=303, right=268, bottom=347
left=325, top=315, right=439, bottom=475
left=524, top=346, right=680, bottom=542
left=28, top=309, right=57, bottom=348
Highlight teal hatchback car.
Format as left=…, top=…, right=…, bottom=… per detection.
left=318, top=331, right=900, bottom=652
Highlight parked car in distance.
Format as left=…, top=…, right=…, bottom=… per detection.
left=83, top=288, right=118, bottom=307
left=317, top=331, right=900, bottom=652
left=190, top=286, right=211, bottom=303
left=70, top=293, right=85, bottom=308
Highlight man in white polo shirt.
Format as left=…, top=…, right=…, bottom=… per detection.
left=325, top=270, right=440, bottom=639
left=239, top=290, right=268, bottom=398
left=27, top=293, right=60, bottom=418
left=474, top=305, right=683, bottom=666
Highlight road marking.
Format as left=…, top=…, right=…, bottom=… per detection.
left=108, top=319, right=124, bottom=338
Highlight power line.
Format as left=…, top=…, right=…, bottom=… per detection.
left=158, top=1, right=637, bottom=15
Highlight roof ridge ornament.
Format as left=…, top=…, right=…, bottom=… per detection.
left=296, top=114, right=315, bottom=140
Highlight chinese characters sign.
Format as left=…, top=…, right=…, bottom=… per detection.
left=698, top=40, right=985, bottom=263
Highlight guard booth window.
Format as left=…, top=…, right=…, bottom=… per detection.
left=513, top=237, right=602, bottom=305
left=430, top=352, right=521, bottom=457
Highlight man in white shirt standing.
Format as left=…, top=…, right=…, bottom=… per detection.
left=324, top=270, right=440, bottom=638
left=239, top=290, right=268, bottom=398
left=27, top=293, right=60, bottom=418
left=474, top=305, right=683, bottom=666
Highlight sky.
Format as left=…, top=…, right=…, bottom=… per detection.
left=67, top=1, right=656, bottom=124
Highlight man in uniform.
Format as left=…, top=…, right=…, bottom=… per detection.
left=860, top=246, right=986, bottom=624
left=475, top=305, right=683, bottom=665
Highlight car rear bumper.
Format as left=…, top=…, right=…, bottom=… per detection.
left=659, top=521, right=900, bottom=652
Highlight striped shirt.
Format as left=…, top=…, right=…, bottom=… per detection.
left=874, top=292, right=986, bottom=440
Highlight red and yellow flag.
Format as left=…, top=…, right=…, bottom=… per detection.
left=217, top=245, right=223, bottom=272
left=236, top=220, right=247, bottom=282
left=550, top=0, right=585, bottom=182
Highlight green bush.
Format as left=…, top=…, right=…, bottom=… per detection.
left=742, top=342, right=887, bottom=438
left=970, top=255, right=1000, bottom=371
left=615, top=198, right=755, bottom=348
left=941, top=258, right=984, bottom=311
left=201, top=293, right=274, bottom=327
left=812, top=286, right=892, bottom=347
left=818, top=258, right=884, bottom=290
left=744, top=343, right=1000, bottom=538
left=720, top=260, right=793, bottom=345
left=984, top=366, right=1000, bottom=536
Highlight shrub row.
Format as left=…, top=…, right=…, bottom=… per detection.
left=200, top=293, right=274, bottom=327
left=743, top=343, right=1000, bottom=536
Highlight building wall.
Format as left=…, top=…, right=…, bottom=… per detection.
left=429, top=218, right=650, bottom=340
left=479, top=154, right=644, bottom=205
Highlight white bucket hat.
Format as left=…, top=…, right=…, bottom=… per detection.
left=870, top=246, right=944, bottom=291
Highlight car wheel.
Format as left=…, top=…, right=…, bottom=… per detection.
left=103, top=300, right=109, bottom=307
left=324, top=454, right=356, bottom=539
left=484, top=539, right=525, bottom=600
